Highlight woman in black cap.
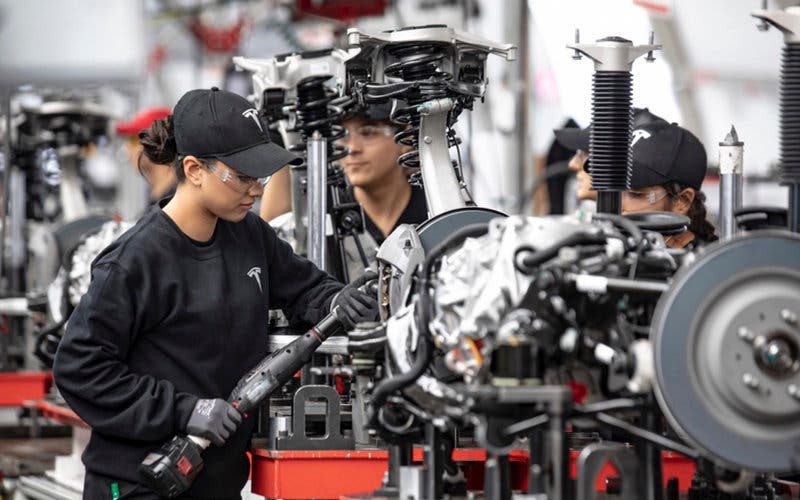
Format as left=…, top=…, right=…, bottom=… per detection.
left=619, top=116, right=718, bottom=248
left=53, top=88, right=378, bottom=500
left=555, top=108, right=717, bottom=248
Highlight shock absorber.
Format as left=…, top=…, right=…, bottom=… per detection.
left=568, top=33, right=660, bottom=215
left=293, top=75, right=348, bottom=160
left=752, top=4, right=800, bottom=233
left=293, top=75, right=362, bottom=282
left=382, top=42, right=454, bottom=171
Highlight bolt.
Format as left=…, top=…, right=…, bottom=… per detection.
left=646, top=31, right=656, bottom=62
left=738, top=326, right=755, bottom=342
left=788, top=384, right=800, bottom=400
left=757, top=0, right=770, bottom=31
left=572, top=29, right=582, bottom=60
left=423, top=136, right=432, bottom=144
left=781, top=308, right=798, bottom=325
left=742, top=373, right=760, bottom=389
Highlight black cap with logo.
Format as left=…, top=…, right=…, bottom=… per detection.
left=173, top=87, right=302, bottom=178
left=554, top=108, right=707, bottom=190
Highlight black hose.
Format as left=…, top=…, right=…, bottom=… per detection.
left=368, top=222, right=491, bottom=428
left=514, top=231, right=607, bottom=274
left=591, top=212, right=644, bottom=251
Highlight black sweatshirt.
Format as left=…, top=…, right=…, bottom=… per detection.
left=53, top=205, right=342, bottom=499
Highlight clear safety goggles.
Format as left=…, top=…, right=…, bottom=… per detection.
left=205, top=161, right=269, bottom=195
left=337, top=124, right=395, bottom=146
left=622, top=189, right=671, bottom=206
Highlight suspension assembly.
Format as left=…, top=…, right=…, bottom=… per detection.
left=347, top=25, right=516, bottom=202
left=568, top=33, right=660, bottom=215
left=752, top=5, right=800, bottom=232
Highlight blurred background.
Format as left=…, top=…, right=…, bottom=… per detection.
left=0, top=0, right=788, bottom=222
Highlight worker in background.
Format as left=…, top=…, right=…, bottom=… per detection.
left=53, top=88, right=378, bottom=500
left=116, top=107, right=177, bottom=202
left=260, top=105, right=428, bottom=278
left=555, top=108, right=717, bottom=248
left=339, top=106, right=427, bottom=246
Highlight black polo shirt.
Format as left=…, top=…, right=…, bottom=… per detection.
left=363, top=185, right=428, bottom=245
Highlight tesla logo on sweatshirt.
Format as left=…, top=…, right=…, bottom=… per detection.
left=247, top=267, right=263, bottom=293
left=242, top=108, right=264, bottom=132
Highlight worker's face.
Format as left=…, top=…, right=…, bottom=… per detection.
left=621, top=184, right=695, bottom=215
left=187, top=157, right=265, bottom=222
left=568, top=150, right=596, bottom=201
left=340, top=117, right=408, bottom=190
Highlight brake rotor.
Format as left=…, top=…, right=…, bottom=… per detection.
left=652, top=231, right=800, bottom=472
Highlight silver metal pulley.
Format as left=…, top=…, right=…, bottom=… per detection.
left=652, top=231, right=800, bottom=472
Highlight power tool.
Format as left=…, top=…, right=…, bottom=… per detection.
left=137, top=271, right=376, bottom=498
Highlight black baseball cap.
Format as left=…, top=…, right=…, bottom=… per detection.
left=554, top=108, right=707, bottom=190
left=553, top=107, right=666, bottom=152
left=173, top=87, right=301, bottom=178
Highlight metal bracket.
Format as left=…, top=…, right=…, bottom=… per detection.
left=233, top=50, right=354, bottom=109
left=567, top=36, right=661, bottom=72
left=275, top=384, right=355, bottom=451
left=576, top=443, right=641, bottom=500
left=752, top=6, right=800, bottom=42
left=417, top=97, right=465, bottom=216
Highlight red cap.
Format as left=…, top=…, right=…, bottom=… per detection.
left=115, top=107, right=172, bottom=136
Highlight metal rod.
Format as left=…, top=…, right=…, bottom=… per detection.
left=307, top=131, right=327, bottom=270
left=528, top=429, right=547, bottom=494
left=423, top=423, right=443, bottom=500
left=719, top=174, right=742, bottom=239
left=1, top=89, right=11, bottom=291
left=593, top=411, right=700, bottom=458
left=597, top=192, right=622, bottom=215
left=503, top=413, right=549, bottom=437
left=548, top=404, right=569, bottom=499
left=637, top=394, right=664, bottom=500
left=719, top=125, right=744, bottom=240
left=790, top=183, right=800, bottom=233
left=566, top=273, right=670, bottom=294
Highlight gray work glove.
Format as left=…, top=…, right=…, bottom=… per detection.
left=186, top=398, right=242, bottom=447
left=332, top=270, right=379, bottom=330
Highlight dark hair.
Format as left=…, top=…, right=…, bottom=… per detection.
left=664, top=181, right=718, bottom=243
left=139, top=116, right=186, bottom=182
left=138, top=116, right=217, bottom=183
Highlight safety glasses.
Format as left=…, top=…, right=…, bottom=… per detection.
left=204, top=161, right=269, bottom=194
left=338, top=124, right=395, bottom=145
left=622, top=189, right=671, bottom=205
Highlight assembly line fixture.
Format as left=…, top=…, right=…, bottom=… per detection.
left=752, top=5, right=800, bottom=232
left=567, top=32, right=660, bottom=215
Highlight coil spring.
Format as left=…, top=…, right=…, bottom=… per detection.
left=588, top=71, right=633, bottom=191
left=294, top=75, right=348, bottom=162
left=384, top=43, right=460, bottom=170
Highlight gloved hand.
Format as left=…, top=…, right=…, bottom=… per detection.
left=332, top=270, right=379, bottom=330
left=186, top=398, right=242, bottom=447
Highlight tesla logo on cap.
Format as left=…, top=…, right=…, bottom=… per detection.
left=242, top=108, right=263, bottom=132
left=631, top=129, right=652, bottom=147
